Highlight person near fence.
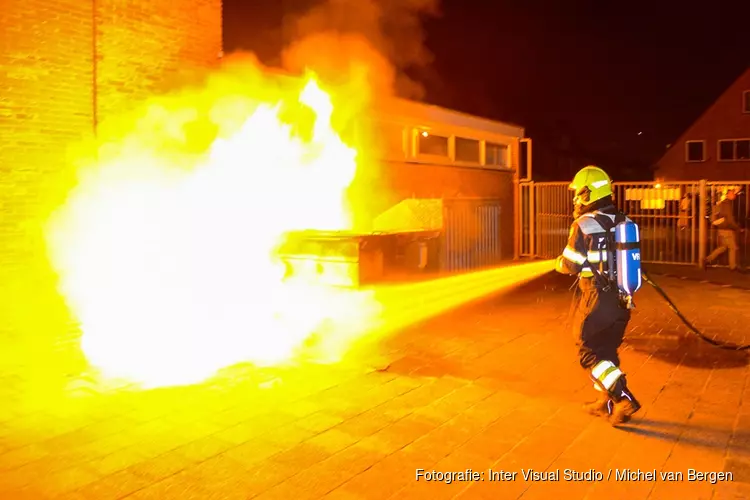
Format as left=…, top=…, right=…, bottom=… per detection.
left=678, top=193, right=691, bottom=230
left=704, top=188, right=741, bottom=271
left=554, top=165, right=641, bottom=425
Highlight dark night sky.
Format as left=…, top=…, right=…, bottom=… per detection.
left=223, top=0, right=750, bottom=179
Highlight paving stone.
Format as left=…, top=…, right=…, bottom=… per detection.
left=127, top=449, right=192, bottom=481
left=332, top=410, right=396, bottom=439
left=268, top=441, right=334, bottom=470
left=323, top=488, right=368, bottom=500
left=250, top=480, right=315, bottom=500
left=35, top=466, right=102, bottom=498
left=356, top=413, right=439, bottom=455
left=85, top=445, right=154, bottom=476
left=332, top=448, right=428, bottom=499
left=70, top=469, right=153, bottom=499
left=223, top=439, right=286, bottom=467
left=124, top=471, right=211, bottom=499
left=282, top=444, right=387, bottom=497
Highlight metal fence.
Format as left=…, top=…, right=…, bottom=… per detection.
left=441, top=198, right=502, bottom=271
left=520, top=180, right=750, bottom=268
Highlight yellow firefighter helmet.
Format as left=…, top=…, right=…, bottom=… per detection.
left=570, top=165, right=613, bottom=207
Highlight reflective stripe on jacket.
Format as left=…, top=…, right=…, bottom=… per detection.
left=556, top=207, right=631, bottom=279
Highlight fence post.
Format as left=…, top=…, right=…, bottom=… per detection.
left=513, top=180, right=520, bottom=260
left=698, top=179, right=707, bottom=267
left=529, top=182, right=536, bottom=258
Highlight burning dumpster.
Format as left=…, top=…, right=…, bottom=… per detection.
left=277, top=198, right=444, bottom=287
left=276, top=230, right=385, bottom=287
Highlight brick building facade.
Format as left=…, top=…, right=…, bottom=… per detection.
left=0, top=0, right=222, bottom=288
left=655, top=67, right=750, bottom=181
left=368, top=97, right=526, bottom=264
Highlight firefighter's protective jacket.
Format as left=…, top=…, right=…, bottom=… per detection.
left=556, top=204, right=621, bottom=279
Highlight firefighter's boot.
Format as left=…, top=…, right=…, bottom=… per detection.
left=582, top=393, right=611, bottom=418
left=609, top=377, right=641, bottom=425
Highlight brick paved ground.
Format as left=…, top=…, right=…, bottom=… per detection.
left=0, top=270, right=749, bottom=500
left=645, top=263, right=750, bottom=291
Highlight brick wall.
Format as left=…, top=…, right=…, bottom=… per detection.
left=0, top=0, right=222, bottom=267
left=0, top=0, right=94, bottom=281
left=0, top=0, right=222, bottom=331
left=655, top=68, right=750, bottom=181
left=95, top=0, right=223, bottom=122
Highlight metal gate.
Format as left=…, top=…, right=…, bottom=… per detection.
left=441, top=198, right=502, bottom=271
left=520, top=180, right=750, bottom=268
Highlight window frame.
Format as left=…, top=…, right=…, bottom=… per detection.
left=484, top=141, right=510, bottom=169
left=412, top=128, right=451, bottom=163
left=717, top=138, right=750, bottom=162
left=453, top=136, right=482, bottom=165
left=685, top=140, right=706, bottom=163
left=737, top=138, right=750, bottom=160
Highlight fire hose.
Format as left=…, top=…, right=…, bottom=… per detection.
left=641, top=269, right=750, bottom=351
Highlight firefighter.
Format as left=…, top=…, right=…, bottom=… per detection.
left=555, top=166, right=641, bottom=425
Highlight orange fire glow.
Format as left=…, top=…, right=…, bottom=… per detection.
left=44, top=59, right=554, bottom=390
left=44, top=66, right=385, bottom=388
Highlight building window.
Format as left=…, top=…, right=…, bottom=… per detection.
left=685, top=140, right=705, bottom=162
left=743, top=90, right=750, bottom=114
left=718, top=139, right=750, bottom=161
left=719, top=140, right=734, bottom=161
left=417, top=131, right=449, bottom=157
left=486, top=142, right=509, bottom=167
left=739, top=140, right=750, bottom=160
left=454, top=137, right=480, bottom=163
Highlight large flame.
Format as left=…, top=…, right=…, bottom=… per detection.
left=45, top=69, right=381, bottom=388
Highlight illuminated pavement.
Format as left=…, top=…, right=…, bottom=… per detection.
left=0, top=272, right=749, bottom=499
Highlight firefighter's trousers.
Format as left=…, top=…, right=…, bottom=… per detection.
left=569, top=278, right=631, bottom=370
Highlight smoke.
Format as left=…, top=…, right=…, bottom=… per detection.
left=280, top=0, right=441, bottom=100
